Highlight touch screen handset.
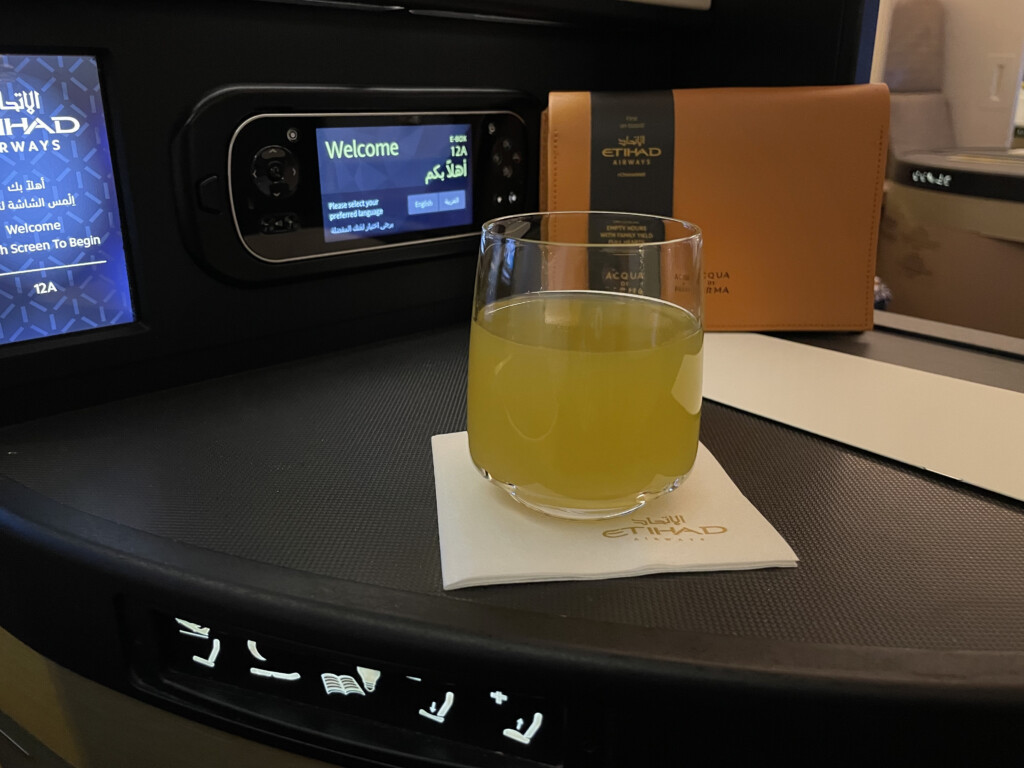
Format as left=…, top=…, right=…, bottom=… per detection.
left=175, top=88, right=537, bottom=281
left=228, top=109, right=529, bottom=264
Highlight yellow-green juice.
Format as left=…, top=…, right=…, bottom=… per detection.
left=467, top=290, right=702, bottom=516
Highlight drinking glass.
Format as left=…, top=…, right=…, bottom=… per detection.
left=466, top=211, right=703, bottom=520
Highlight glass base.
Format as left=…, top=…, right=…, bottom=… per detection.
left=478, top=468, right=688, bottom=521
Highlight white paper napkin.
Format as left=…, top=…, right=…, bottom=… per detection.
left=431, top=431, right=798, bottom=590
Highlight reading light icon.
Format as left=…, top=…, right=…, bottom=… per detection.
left=357, top=666, right=381, bottom=692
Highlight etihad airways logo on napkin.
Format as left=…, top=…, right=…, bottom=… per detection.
left=602, top=514, right=727, bottom=542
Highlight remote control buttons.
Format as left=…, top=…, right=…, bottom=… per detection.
left=251, top=145, right=299, bottom=199
left=489, top=131, right=525, bottom=210
left=490, top=136, right=522, bottom=186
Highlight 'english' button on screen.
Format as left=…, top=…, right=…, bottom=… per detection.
left=407, top=192, right=438, bottom=215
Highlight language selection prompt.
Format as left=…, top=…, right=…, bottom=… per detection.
left=316, top=123, right=472, bottom=243
left=0, top=54, right=134, bottom=347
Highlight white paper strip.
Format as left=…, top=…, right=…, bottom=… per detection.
left=703, top=333, right=1024, bottom=502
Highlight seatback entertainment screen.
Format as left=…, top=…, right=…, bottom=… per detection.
left=0, top=53, right=134, bottom=348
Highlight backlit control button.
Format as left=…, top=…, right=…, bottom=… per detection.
left=321, top=673, right=365, bottom=696
left=247, top=640, right=301, bottom=682
left=503, top=712, right=544, bottom=745
left=175, top=618, right=210, bottom=639
left=192, top=638, right=221, bottom=668
left=174, top=618, right=221, bottom=669
left=418, top=691, right=455, bottom=723
left=356, top=666, right=381, bottom=691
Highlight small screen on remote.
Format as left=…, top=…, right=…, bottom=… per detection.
left=315, top=122, right=473, bottom=244
left=0, top=53, right=134, bottom=347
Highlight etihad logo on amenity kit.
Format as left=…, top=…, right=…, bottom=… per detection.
left=600, top=134, right=664, bottom=167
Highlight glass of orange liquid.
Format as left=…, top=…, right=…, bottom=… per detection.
left=466, top=211, right=703, bottom=520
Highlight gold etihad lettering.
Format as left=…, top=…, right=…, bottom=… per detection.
left=600, top=134, right=663, bottom=162
left=602, top=525, right=728, bottom=539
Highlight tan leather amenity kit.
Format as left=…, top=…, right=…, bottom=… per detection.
left=540, top=85, right=890, bottom=331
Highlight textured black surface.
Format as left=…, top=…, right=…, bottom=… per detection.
left=1, top=325, right=1023, bottom=653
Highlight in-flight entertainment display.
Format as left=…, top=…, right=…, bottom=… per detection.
left=0, top=53, right=134, bottom=348
left=316, top=123, right=473, bottom=244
